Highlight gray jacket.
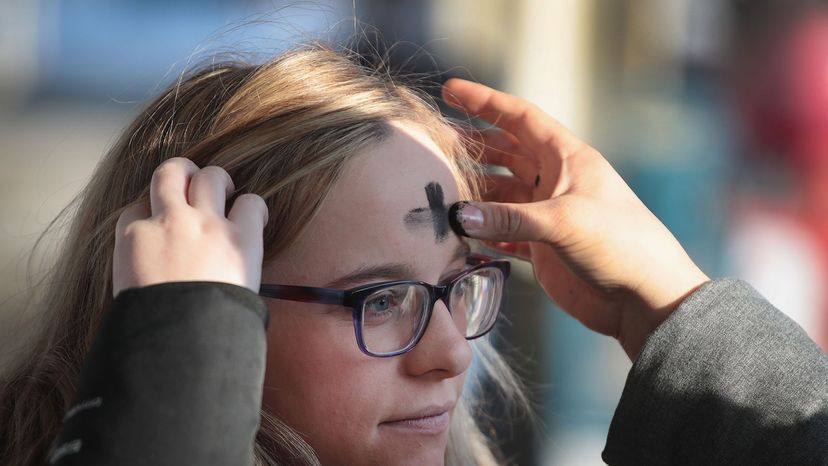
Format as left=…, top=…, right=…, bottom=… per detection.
left=603, top=279, right=828, bottom=465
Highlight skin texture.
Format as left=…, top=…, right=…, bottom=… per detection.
left=259, top=122, right=472, bottom=466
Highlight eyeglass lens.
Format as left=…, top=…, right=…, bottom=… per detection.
left=359, top=267, right=505, bottom=355
left=450, top=267, right=504, bottom=338
left=361, top=285, right=429, bottom=354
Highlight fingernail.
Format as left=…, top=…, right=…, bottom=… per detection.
left=448, top=202, right=484, bottom=237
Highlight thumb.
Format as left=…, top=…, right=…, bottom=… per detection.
left=449, top=201, right=555, bottom=243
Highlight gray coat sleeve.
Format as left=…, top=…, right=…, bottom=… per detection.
left=603, top=278, right=828, bottom=465
left=49, top=281, right=269, bottom=466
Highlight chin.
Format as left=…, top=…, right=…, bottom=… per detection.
left=380, top=449, right=446, bottom=466
left=380, top=437, right=449, bottom=466
left=328, top=439, right=446, bottom=466
left=320, top=450, right=446, bottom=466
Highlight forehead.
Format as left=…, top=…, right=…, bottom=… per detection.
left=266, top=121, right=464, bottom=284
left=327, top=122, right=459, bottom=218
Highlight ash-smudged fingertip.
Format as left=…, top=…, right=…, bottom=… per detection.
left=448, top=201, right=470, bottom=237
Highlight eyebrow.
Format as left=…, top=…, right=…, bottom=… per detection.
left=324, top=241, right=471, bottom=289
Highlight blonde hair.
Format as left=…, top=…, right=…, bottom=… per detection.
left=0, top=42, right=529, bottom=465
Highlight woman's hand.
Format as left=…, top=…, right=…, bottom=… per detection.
left=112, top=157, right=269, bottom=297
left=442, top=78, right=709, bottom=360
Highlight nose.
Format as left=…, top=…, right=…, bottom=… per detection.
left=402, top=300, right=472, bottom=378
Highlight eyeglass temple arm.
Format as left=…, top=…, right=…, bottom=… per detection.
left=258, top=284, right=346, bottom=306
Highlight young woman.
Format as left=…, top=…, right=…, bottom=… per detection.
left=2, top=41, right=826, bottom=466
left=0, top=43, right=526, bottom=466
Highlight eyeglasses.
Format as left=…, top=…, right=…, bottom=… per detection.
left=258, top=255, right=510, bottom=357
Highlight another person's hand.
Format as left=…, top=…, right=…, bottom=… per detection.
left=442, top=78, right=709, bottom=359
left=112, top=157, right=268, bottom=297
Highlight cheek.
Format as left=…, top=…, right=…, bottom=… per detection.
left=261, top=310, right=397, bottom=457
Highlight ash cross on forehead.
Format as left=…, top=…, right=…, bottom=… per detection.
left=404, top=182, right=452, bottom=243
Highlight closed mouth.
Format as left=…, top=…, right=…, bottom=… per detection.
left=379, top=404, right=454, bottom=435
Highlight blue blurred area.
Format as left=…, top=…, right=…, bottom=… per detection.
left=36, top=0, right=344, bottom=100
left=620, top=77, right=731, bottom=276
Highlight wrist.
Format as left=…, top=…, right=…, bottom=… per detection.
left=618, top=265, right=710, bottom=360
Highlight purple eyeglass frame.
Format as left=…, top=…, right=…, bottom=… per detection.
left=258, top=254, right=511, bottom=357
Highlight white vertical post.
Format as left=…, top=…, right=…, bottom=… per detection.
left=503, top=0, right=595, bottom=136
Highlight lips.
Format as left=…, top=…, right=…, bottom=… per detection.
left=379, top=403, right=455, bottom=435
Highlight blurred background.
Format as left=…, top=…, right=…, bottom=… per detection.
left=2, top=0, right=827, bottom=464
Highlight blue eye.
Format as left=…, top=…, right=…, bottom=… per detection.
left=368, top=294, right=393, bottom=312
left=364, top=289, right=404, bottom=323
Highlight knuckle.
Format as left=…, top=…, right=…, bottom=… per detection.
left=235, top=193, right=269, bottom=222
left=541, top=198, right=572, bottom=244
left=154, top=157, right=193, bottom=176
left=115, top=208, right=132, bottom=227
left=250, top=194, right=267, bottom=210
left=159, top=207, right=196, bottom=229
left=198, top=165, right=235, bottom=190
left=493, top=206, right=522, bottom=238
left=121, top=221, right=142, bottom=237
left=199, top=165, right=227, bottom=178
left=152, top=162, right=184, bottom=187
left=235, top=192, right=251, bottom=200
left=245, top=192, right=266, bottom=206
left=115, top=204, right=145, bottom=230
left=505, top=207, right=524, bottom=236
left=118, top=219, right=148, bottom=243
left=198, top=216, right=226, bottom=236
left=152, top=164, right=175, bottom=182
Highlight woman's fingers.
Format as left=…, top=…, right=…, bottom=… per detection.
left=454, top=200, right=559, bottom=244
left=188, top=165, right=235, bottom=217
left=228, top=193, right=269, bottom=237
left=116, top=159, right=268, bottom=296
left=115, top=200, right=151, bottom=236
left=468, top=130, right=538, bottom=183
left=455, top=124, right=520, bottom=155
left=481, top=173, right=534, bottom=204
left=443, top=78, right=582, bottom=156
left=149, top=157, right=200, bottom=217
left=151, top=158, right=238, bottom=218
left=227, top=193, right=268, bottom=291
left=455, top=123, right=541, bottom=183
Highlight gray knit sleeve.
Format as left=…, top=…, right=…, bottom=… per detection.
left=50, top=281, right=269, bottom=466
left=603, top=279, right=828, bottom=465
